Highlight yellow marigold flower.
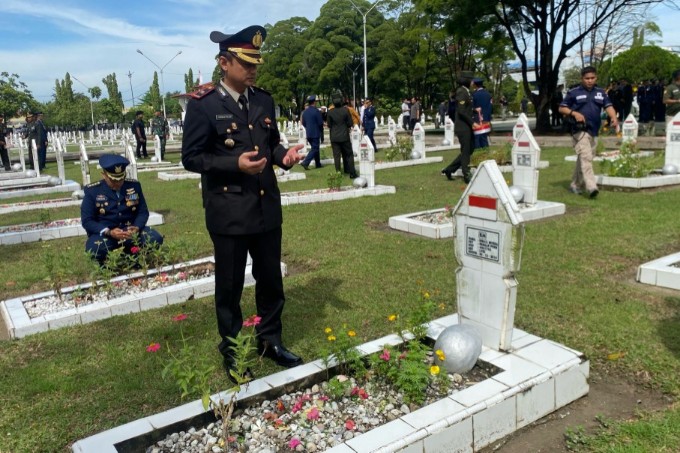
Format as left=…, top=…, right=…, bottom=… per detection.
left=327, top=335, right=337, bottom=342
left=324, top=327, right=333, bottom=334
left=430, top=365, right=440, bottom=375
left=347, top=330, right=356, bottom=337
left=423, top=291, right=430, bottom=299
left=438, top=303, right=446, bottom=311
left=435, top=349, right=446, bottom=361
left=388, top=314, right=398, bottom=322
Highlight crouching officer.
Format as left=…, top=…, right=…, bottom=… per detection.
left=81, top=154, right=163, bottom=264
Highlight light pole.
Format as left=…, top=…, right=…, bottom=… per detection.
left=127, top=71, right=135, bottom=107
left=348, top=0, right=383, bottom=100
left=136, top=49, right=182, bottom=118
left=346, top=61, right=362, bottom=107
left=71, top=75, right=95, bottom=129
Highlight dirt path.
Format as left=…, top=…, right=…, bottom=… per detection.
left=480, top=371, right=672, bottom=452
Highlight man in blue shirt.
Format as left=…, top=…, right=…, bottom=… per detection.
left=472, top=79, right=492, bottom=149
left=300, top=95, right=324, bottom=170
left=362, top=98, right=377, bottom=151
left=559, top=66, right=618, bottom=198
left=81, top=154, right=163, bottom=264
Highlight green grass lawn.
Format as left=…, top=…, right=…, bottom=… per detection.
left=0, top=145, right=679, bottom=452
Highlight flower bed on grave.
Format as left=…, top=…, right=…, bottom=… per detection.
left=0, top=197, right=82, bottom=214
left=0, top=218, right=81, bottom=235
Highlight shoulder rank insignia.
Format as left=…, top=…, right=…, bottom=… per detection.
left=124, top=178, right=138, bottom=183
left=85, top=181, right=101, bottom=188
left=188, top=82, right=216, bottom=99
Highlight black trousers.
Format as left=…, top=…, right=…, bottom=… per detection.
left=210, top=227, right=285, bottom=358
left=331, top=140, right=356, bottom=177
left=136, top=139, right=148, bottom=158
left=0, top=145, right=10, bottom=170
left=444, top=125, right=474, bottom=177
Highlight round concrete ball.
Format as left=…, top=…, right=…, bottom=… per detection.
left=352, top=176, right=368, bottom=188
left=275, top=168, right=285, bottom=176
left=433, top=324, right=483, bottom=374
left=150, top=156, right=159, bottom=163
left=441, top=139, right=451, bottom=146
left=410, top=150, right=422, bottom=160
left=71, top=190, right=85, bottom=200
left=509, top=185, right=525, bottom=203
left=11, top=163, right=22, bottom=172
left=47, top=176, right=62, bottom=186
left=25, top=170, right=37, bottom=178
left=662, top=164, right=679, bottom=175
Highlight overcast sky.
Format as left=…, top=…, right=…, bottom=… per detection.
left=1, top=1, right=678, bottom=107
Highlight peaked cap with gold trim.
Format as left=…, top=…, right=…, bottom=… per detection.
left=99, top=154, right=129, bottom=181
left=210, top=25, right=266, bottom=65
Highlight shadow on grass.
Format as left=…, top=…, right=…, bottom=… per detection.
left=657, top=296, right=680, bottom=360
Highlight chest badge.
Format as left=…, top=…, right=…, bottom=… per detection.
left=225, top=138, right=235, bottom=148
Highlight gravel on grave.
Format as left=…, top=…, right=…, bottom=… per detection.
left=280, top=187, right=355, bottom=197
left=0, top=217, right=81, bottom=234
left=148, top=362, right=497, bottom=453
left=23, top=264, right=213, bottom=318
left=410, top=209, right=452, bottom=225
left=0, top=197, right=74, bottom=209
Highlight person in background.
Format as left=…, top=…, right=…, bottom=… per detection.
left=181, top=25, right=305, bottom=380
left=401, top=97, right=411, bottom=132
left=559, top=66, right=618, bottom=199
left=133, top=110, right=148, bottom=159
left=0, top=116, right=11, bottom=171
left=150, top=110, right=169, bottom=160
left=471, top=78, right=492, bottom=149
left=551, top=85, right=564, bottom=128
left=327, top=93, right=357, bottom=179
left=347, top=99, right=361, bottom=127
left=663, top=69, right=680, bottom=127
left=441, top=71, right=477, bottom=183
left=23, top=113, right=37, bottom=170
left=409, top=96, right=421, bottom=132
left=35, top=112, right=48, bottom=170
left=499, top=95, right=508, bottom=120
left=362, top=98, right=377, bottom=151
left=81, top=154, right=164, bottom=265
left=300, top=95, right=324, bottom=170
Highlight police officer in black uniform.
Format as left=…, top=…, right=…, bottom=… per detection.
left=81, top=154, right=164, bottom=264
left=181, top=25, right=305, bottom=378
left=441, top=71, right=477, bottom=183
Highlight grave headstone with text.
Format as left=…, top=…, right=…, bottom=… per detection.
left=412, top=122, right=426, bottom=160
left=387, top=117, right=397, bottom=146
left=79, top=142, right=91, bottom=186
left=359, top=135, right=376, bottom=188
left=351, top=124, right=361, bottom=158
left=621, top=114, right=638, bottom=144
left=443, top=116, right=455, bottom=146
left=452, top=160, right=524, bottom=350
left=511, top=129, right=541, bottom=205
left=55, top=139, right=66, bottom=184
left=665, top=112, right=680, bottom=167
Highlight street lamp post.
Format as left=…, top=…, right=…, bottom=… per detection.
left=136, top=49, right=183, bottom=118
left=346, top=61, right=362, bottom=107
left=71, top=75, right=95, bottom=129
left=348, top=0, right=383, bottom=100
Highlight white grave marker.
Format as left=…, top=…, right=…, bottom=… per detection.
left=443, top=117, right=454, bottom=146
left=55, top=139, right=66, bottom=184
left=30, top=139, right=40, bottom=177
left=280, top=132, right=290, bottom=148
left=18, top=140, right=26, bottom=172
left=387, top=117, right=397, bottom=146
left=452, top=160, right=525, bottom=351
left=79, top=142, right=91, bottom=186
left=154, top=135, right=162, bottom=161
left=512, top=114, right=530, bottom=142
left=621, top=114, right=638, bottom=144
left=125, top=144, right=139, bottom=180
left=665, top=112, right=680, bottom=168
left=351, top=124, right=361, bottom=159
left=412, top=122, right=426, bottom=160
left=511, top=129, right=541, bottom=205
left=298, top=124, right=307, bottom=147
left=359, top=136, right=375, bottom=188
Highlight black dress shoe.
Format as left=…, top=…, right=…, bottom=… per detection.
left=441, top=169, right=453, bottom=181
left=257, top=341, right=303, bottom=368
left=301, top=163, right=309, bottom=170
left=223, top=357, right=254, bottom=384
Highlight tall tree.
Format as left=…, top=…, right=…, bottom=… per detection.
left=101, top=73, right=125, bottom=116
left=146, top=72, right=162, bottom=111
left=184, top=68, right=196, bottom=93
left=443, top=0, right=669, bottom=132
left=0, top=72, right=36, bottom=119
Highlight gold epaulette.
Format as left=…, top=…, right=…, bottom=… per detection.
left=85, top=181, right=101, bottom=188
left=188, top=82, right=216, bottom=99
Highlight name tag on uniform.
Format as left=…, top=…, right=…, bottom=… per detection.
left=576, top=95, right=587, bottom=100
left=216, top=114, right=233, bottom=120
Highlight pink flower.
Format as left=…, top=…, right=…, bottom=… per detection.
left=146, top=342, right=160, bottom=352
left=318, top=395, right=329, bottom=401
left=350, top=387, right=368, bottom=399
left=130, top=246, right=140, bottom=254
left=291, top=401, right=303, bottom=414
left=345, top=419, right=356, bottom=430
left=288, top=438, right=301, bottom=449
left=307, top=407, right=320, bottom=420
left=177, top=271, right=187, bottom=280
left=243, top=315, right=262, bottom=327
left=379, top=348, right=391, bottom=361
left=172, top=313, right=188, bottom=322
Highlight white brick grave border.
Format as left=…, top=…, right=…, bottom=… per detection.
left=0, top=198, right=82, bottom=215
left=596, top=173, right=680, bottom=189
left=0, top=212, right=164, bottom=246
left=637, top=251, right=680, bottom=291
left=389, top=208, right=454, bottom=239
left=71, top=314, right=589, bottom=453
left=280, top=185, right=396, bottom=206
left=0, top=180, right=81, bottom=200
left=375, top=156, right=443, bottom=170
left=1, top=255, right=288, bottom=339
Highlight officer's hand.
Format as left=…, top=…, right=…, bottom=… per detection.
left=572, top=112, right=586, bottom=123
left=239, top=151, right=267, bottom=174
left=127, top=226, right=139, bottom=236
left=610, top=118, right=619, bottom=130
left=283, top=144, right=305, bottom=167
left=109, top=228, right=126, bottom=240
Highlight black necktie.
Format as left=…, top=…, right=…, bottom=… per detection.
left=238, top=95, right=248, bottom=116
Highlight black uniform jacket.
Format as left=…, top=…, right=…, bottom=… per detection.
left=181, top=84, right=291, bottom=235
